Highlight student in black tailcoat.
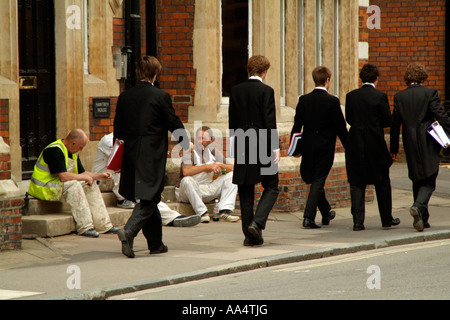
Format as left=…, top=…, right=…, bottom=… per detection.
left=391, top=63, right=450, bottom=232
left=114, top=56, right=190, bottom=258
left=291, top=66, right=348, bottom=229
left=229, top=55, right=280, bottom=246
left=345, top=64, right=400, bottom=231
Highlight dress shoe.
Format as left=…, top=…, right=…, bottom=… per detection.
left=248, top=221, right=263, bottom=243
left=382, top=218, right=400, bottom=229
left=410, top=206, right=424, bottom=232
left=83, top=228, right=99, bottom=238
left=243, top=237, right=264, bottom=247
left=424, top=222, right=431, bottom=228
left=105, top=227, right=120, bottom=234
left=322, top=210, right=336, bottom=225
left=172, top=215, right=201, bottom=227
left=303, top=218, right=321, bottom=229
left=150, top=244, right=168, bottom=255
left=353, top=224, right=365, bottom=231
left=118, top=229, right=135, bottom=258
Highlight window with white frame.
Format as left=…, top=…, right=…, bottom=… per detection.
left=83, top=0, right=89, bottom=74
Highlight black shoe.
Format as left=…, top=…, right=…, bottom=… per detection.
left=105, top=227, right=120, bottom=234
left=322, top=210, right=336, bottom=225
left=382, top=218, right=400, bottom=229
left=150, top=244, right=168, bottom=255
left=353, top=224, right=365, bottom=231
left=83, top=228, right=99, bottom=238
left=424, top=222, right=431, bottom=228
left=243, top=237, right=264, bottom=247
left=410, top=206, right=424, bottom=232
left=303, top=218, right=321, bottom=229
left=172, top=215, right=201, bottom=227
left=248, top=222, right=263, bottom=243
left=118, top=229, right=135, bottom=258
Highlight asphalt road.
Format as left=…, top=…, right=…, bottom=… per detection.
left=111, top=239, right=450, bottom=301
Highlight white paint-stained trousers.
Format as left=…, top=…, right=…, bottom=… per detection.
left=175, top=172, right=237, bottom=215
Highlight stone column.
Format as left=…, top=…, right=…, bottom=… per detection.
left=191, top=0, right=222, bottom=122
left=55, top=0, right=86, bottom=137
left=0, top=1, right=20, bottom=180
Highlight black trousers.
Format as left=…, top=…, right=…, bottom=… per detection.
left=304, top=175, right=331, bottom=221
left=412, top=172, right=438, bottom=223
left=238, top=173, right=279, bottom=240
left=125, top=198, right=163, bottom=251
left=350, top=173, right=393, bottom=226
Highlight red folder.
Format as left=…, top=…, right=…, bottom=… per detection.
left=106, top=139, right=124, bottom=170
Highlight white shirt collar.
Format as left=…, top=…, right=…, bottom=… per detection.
left=314, top=86, right=328, bottom=92
left=249, top=76, right=263, bottom=83
left=363, top=82, right=376, bottom=88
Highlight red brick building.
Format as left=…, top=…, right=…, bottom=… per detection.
left=359, top=0, right=447, bottom=104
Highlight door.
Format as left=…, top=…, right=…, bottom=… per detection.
left=18, top=0, right=56, bottom=179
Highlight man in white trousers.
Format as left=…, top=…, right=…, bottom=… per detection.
left=176, top=126, right=239, bottom=223
left=93, top=132, right=200, bottom=227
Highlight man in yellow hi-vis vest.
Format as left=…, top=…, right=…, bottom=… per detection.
left=28, top=129, right=120, bottom=237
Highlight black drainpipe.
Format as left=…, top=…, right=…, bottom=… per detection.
left=443, top=0, right=450, bottom=162
left=125, top=0, right=141, bottom=89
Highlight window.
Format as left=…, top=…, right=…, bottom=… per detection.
left=333, top=0, right=340, bottom=96
left=280, top=0, right=286, bottom=106
left=316, top=0, right=323, bottom=67
left=221, top=0, right=250, bottom=99
left=298, top=0, right=305, bottom=96
left=83, top=0, right=89, bottom=74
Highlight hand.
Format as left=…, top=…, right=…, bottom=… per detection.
left=103, top=172, right=113, bottom=181
left=391, top=153, right=398, bottom=162
left=273, top=150, right=280, bottom=164
left=81, top=173, right=94, bottom=186
left=209, top=163, right=222, bottom=174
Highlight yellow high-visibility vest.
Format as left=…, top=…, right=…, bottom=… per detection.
left=28, top=139, right=79, bottom=201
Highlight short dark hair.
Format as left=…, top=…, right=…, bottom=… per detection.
left=312, top=66, right=331, bottom=86
left=247, top=55, right=271, bottom=77
left=360, top=64, right=380, bottom=83
left=136, top=56, right=162, bottom=81
left=404, top=63, right=428, bottom=85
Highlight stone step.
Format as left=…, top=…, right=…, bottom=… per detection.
left=21, top=201, right=222, bottom=238
left=21, top=186, right=227, bottom=238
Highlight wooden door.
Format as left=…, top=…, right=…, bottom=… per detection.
left=18, top=0, right=56, bottom=179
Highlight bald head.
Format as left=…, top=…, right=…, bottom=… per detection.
left=64, top=129, right=88, bottom=153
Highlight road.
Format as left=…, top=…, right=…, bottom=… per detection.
left=111, top=239, right=450, bottom=301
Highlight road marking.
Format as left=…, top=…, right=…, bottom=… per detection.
left=0, top=289, right=43, bottom=300
left=274, top=240, right=450, bottom=273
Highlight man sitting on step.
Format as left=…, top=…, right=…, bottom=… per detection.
left=92, top=132, right=201, bottom=228
left=28, top=129, right=120, bottom=238
left=175, top=126, right=239, bottom=223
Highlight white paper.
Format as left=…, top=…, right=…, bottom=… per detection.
left=428, top=121, right=450, bottom=149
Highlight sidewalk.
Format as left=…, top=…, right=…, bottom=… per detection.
left=0, top=163, right=449, bottom=300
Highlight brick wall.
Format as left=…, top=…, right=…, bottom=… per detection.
left=156, top=0, right=196, bottom=122
left=365, top=0, right=446, bottom=104
left=0, top=197, right=24, bottom=251
left=89, top=97, right=118, bottom=141
left=0, top=99, right=9, bottom=145
left=0, top=147, right=23, bottom=251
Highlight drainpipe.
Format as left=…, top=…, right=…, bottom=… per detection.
left=443, top=0, right=450, bottom=162
left=125, top=0, right=141, bottom=89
